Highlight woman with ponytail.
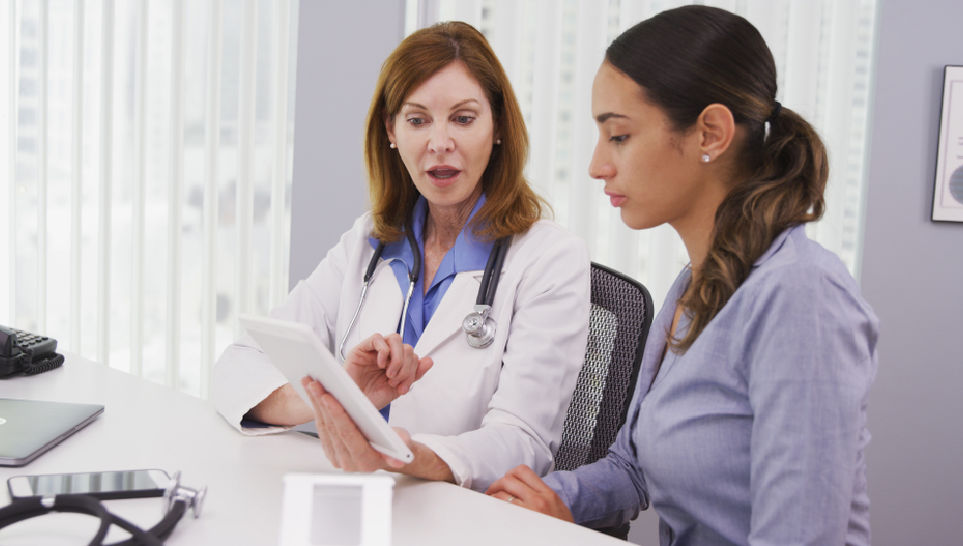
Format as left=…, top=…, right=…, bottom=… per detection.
left=486, top=6, right=878, bottom=545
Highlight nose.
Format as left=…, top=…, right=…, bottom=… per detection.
left=588, top=142, right=614, bottom=181
left=428, top=123, right=454, bottom=153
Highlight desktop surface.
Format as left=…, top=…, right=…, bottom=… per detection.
left=0, top=354, right=629, bottom=545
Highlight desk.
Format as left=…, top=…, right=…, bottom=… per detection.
left=0, top=354, right=628, bottom=545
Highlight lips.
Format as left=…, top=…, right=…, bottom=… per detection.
left=428, top=167, right=461, bottom=179
left=605, top=191, right=627, bottom=207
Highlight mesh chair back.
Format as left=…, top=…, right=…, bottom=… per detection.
left=555, top=263, right=653, bottom=472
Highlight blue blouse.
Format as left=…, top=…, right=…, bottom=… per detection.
left=544, top=225, right=879, bottom=546
left=368, top=195, right=493, bottom=418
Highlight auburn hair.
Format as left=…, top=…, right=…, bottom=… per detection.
left=607, top=6, right=828, bottom=352
left=364, top=21, right=544, bottom=242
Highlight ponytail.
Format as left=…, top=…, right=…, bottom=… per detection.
left=672, top=106, right=828, bottom=352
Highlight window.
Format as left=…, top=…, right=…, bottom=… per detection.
left=1, top=0, right=299, bottom=397
left=411, top=0, right=877, bottom=309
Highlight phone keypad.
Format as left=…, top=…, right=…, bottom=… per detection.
left=12, top=328, right=57, bottom=356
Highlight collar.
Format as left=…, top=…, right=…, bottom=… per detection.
left=752, top=224, right=802, bottom=268
left=368, top=194, right=492, bottom=277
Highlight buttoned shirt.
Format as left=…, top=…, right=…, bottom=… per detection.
left=545, top=225, right=879, bottom=546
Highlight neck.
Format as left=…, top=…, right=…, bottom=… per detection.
left=672, top=192, right=726, bottom=280
left=676, top=222, right=713, bottom=282
left=424, top=192, right=481, bottom=250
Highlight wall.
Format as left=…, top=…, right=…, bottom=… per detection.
left=288, top=0, right=404, bottom=286
left=860, top=0, right=963, bottom=544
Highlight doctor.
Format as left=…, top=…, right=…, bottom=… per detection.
left=212, top=21, right=590, bottom=492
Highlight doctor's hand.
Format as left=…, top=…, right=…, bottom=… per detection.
left=486, top=465, right=575, bottom=522
left=344, top=333, right=433, bottom=409
left=302, top=377, right=409, bottom=472
left=302, top=377, right=457, bottom=482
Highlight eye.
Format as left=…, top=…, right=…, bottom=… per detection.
left=453, top=115, right=475, bottom=125
left=406, top=116, right=428, bottom=127
left=609, top=135, right=628, bottom=144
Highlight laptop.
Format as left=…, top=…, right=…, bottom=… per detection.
left=0, top=398, right=104, bottom=466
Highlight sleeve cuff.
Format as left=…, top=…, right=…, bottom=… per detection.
left=411, top=432, right=473, bottom=489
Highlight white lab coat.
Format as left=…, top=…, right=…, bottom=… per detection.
left=212, top=212, right=590, bottom=491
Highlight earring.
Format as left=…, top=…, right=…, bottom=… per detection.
left=495, top=138, right=502, bottom=145
left=701, top=153, right=710, bottom=163
left=389, top=142, right=396, bottom=149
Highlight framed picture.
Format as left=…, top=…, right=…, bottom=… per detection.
left=932, top=65, right=963, bottom=222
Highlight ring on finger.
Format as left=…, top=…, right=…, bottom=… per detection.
left=504, top=495, right=515, bottom=503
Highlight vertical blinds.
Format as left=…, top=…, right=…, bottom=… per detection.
left=1, top=0, right=299, bottom=397
left=414, top=0, right=877, bottom=309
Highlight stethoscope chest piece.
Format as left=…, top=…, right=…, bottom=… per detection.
left=462, top=304, right=496, bottom=349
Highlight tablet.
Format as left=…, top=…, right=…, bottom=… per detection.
left=239, top=315, right=414, bottom=464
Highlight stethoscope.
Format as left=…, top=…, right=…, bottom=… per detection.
left=0, top=471, right=205, bottom=545
left=338, top=226, right=509, bottom=360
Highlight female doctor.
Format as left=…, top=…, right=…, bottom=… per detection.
left=212, top=21, right=590, bottom=492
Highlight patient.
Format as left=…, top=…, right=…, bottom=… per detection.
left=486, top=6, right=879, bottom=545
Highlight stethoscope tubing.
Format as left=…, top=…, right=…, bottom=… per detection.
left=339, top=229, right=419, bottom=361
left=338, top=224, right=509, bottom=360
left=478, top=237, right=508, bottom=306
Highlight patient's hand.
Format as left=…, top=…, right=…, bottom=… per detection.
left=343, top=333, right=433, bottom=409
left=486, top=465, right=575, bottom=522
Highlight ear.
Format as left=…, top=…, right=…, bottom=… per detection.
left=695, top=103, right=735, bottom=162
left=385, top=116, right=397, bottom=146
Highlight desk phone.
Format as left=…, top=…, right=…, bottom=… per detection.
left=0, top=325, right=63, bottom=377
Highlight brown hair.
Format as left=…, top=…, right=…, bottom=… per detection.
left=607, top=5, right=828, bottom=352
left=364, top=21, right=544, bottom=242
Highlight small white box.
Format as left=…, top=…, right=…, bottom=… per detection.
left=279, top=473, right=394, bottom=546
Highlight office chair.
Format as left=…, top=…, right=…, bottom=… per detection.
left=555, top=262, right=654, bottom=540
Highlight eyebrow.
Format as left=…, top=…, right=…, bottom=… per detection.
left=595, top=112, right=629, bottom=123
left=402, top=98, right=481, bottom=112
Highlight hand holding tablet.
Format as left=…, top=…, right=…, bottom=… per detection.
left=239, top=315, right=417, bottom=464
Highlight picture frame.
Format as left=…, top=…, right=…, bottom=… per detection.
left=932, top=65, right=963, bottom=222
left=279, top=473, right=394, bottom=546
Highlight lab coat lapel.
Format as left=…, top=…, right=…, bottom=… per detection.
left=413, top=272, right=481, bottom=356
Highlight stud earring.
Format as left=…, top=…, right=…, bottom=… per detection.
left=495, top=138, right=502, bottom=145
left=701, top=153, right=711, bottom=163
left=389, top=142, right=396, bottom=149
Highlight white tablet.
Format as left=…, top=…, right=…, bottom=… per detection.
left=239, top=315, right=414, bottom=464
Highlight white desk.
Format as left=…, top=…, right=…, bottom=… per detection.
left=0, top=354, right=629, bottom=545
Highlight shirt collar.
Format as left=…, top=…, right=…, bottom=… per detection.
left=752, top=224, right=802, bottom=268
left=367, top=194, right=492, bottom=274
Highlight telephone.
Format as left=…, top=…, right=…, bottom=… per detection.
left=0, top=325, right=64, bottom=378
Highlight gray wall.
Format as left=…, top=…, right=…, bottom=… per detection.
left=288, top=0, right=405, bottom=286
left=861, top=0, right=963, bottom=544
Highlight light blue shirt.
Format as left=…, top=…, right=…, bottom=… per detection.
left=544, top=225, right=879, bottom=546
left=369, top=195, right=493, bottom=418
